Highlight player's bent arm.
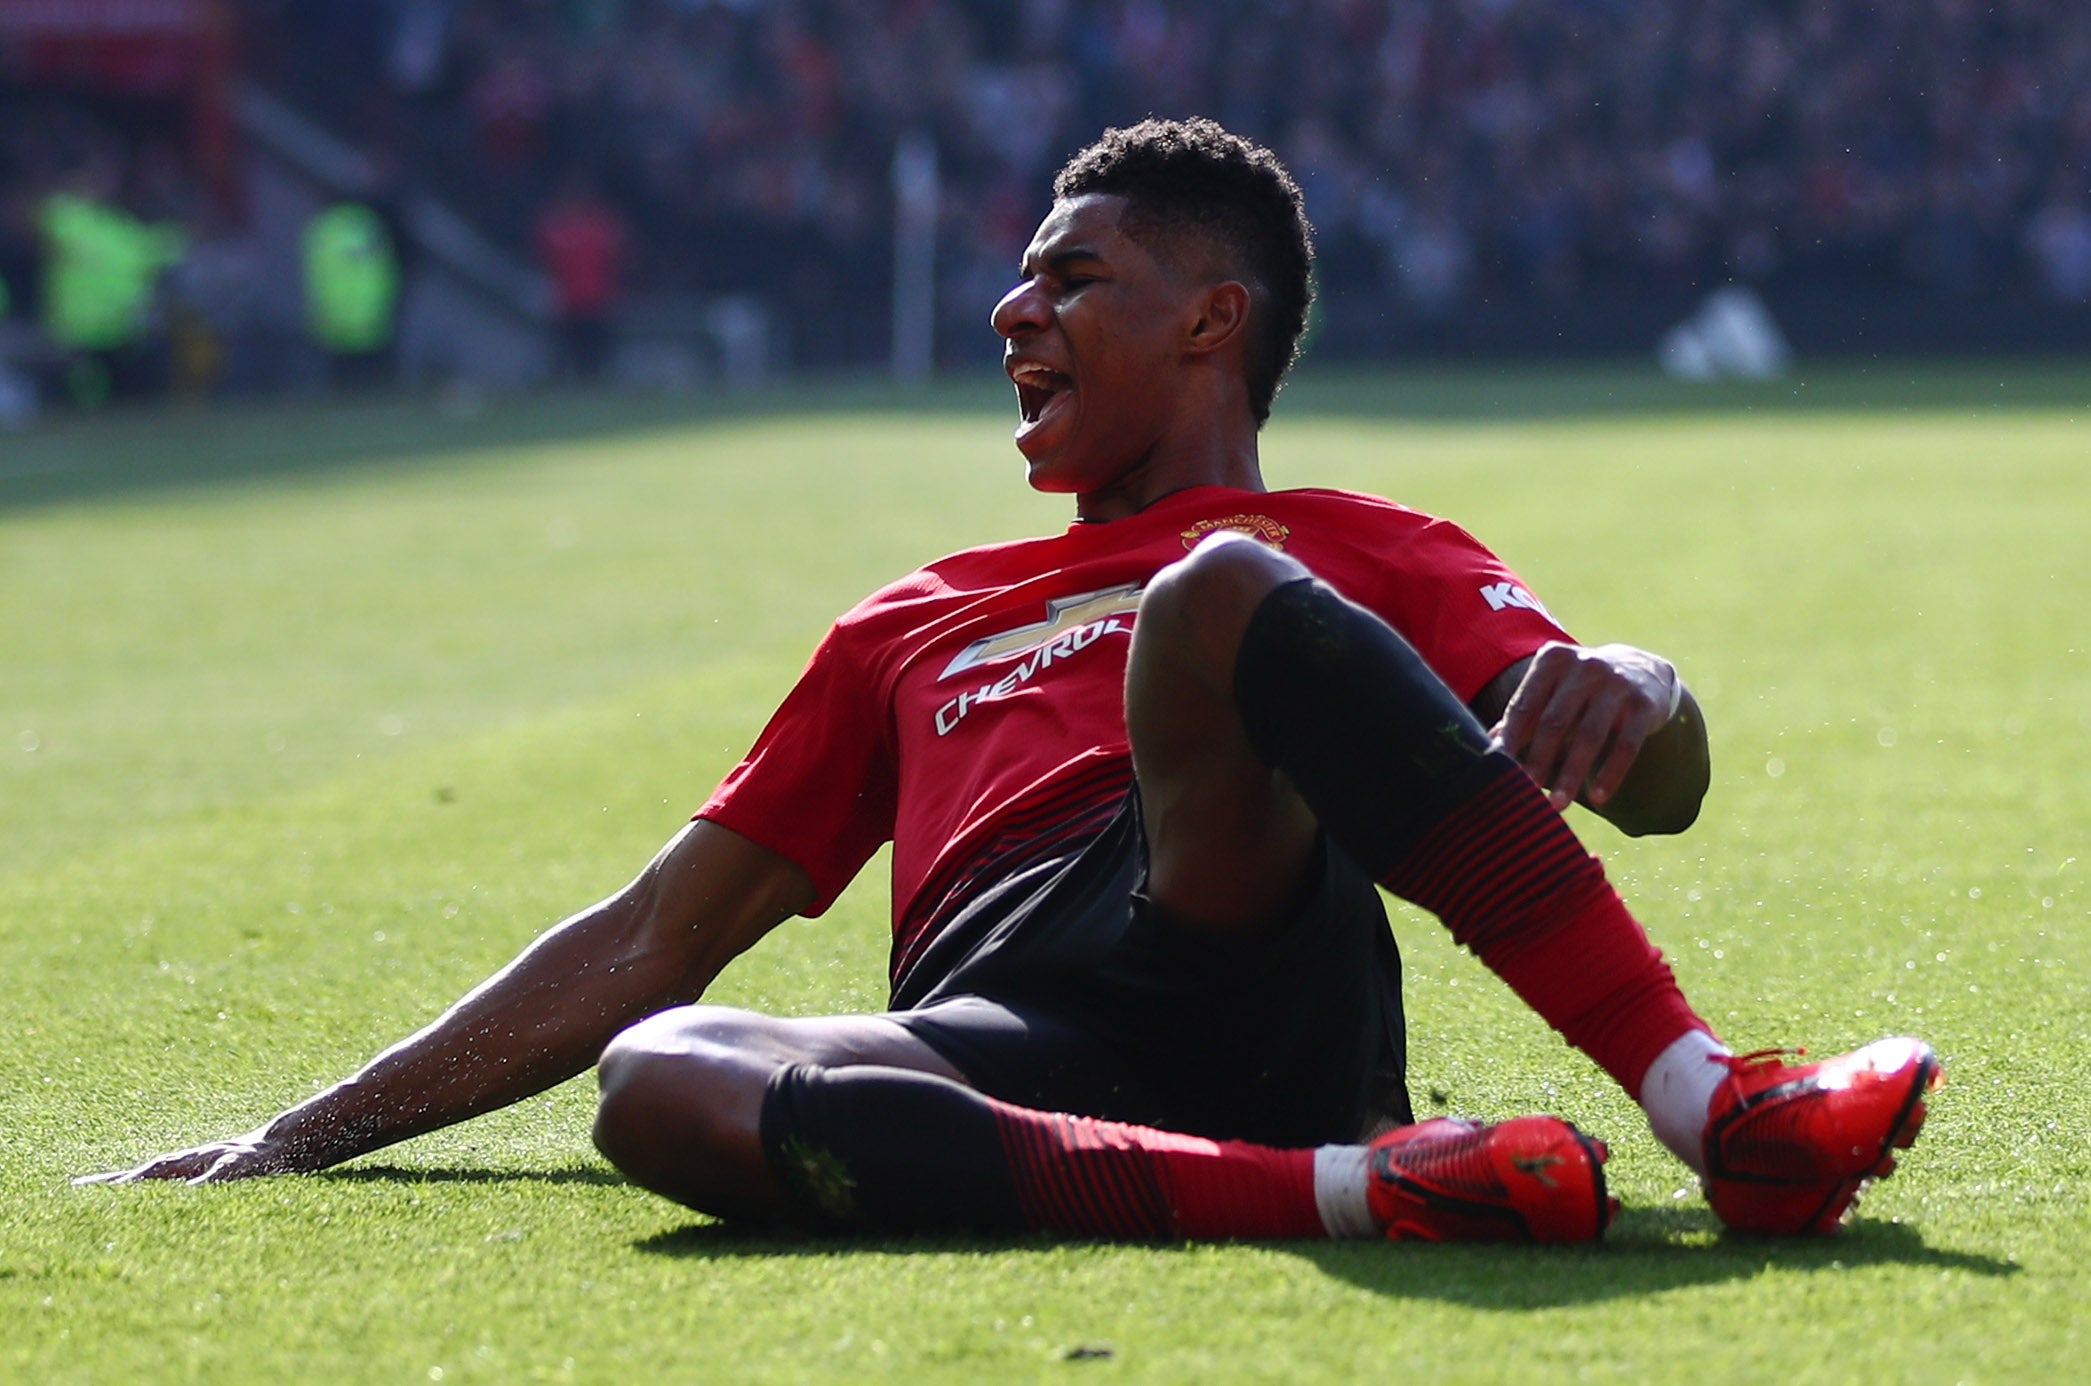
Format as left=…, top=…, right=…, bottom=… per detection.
left=1474, top=644, right=1711, bottom=837
left=78, top=820, right=814, bottom=1185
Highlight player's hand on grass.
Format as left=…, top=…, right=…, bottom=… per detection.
left=1492, top=640, right=1682, bottom=813
left=74, top=1129, right=302, bottom=1185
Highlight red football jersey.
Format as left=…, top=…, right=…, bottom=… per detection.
left=698, top=485, right=1571, bottom=979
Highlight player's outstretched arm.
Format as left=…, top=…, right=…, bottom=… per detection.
left=1477, top=642, right=1711, bottom=837
left=76, top=820, right=814, bottom=1185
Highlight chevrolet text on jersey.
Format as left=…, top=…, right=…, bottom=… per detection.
left=935, top=583, right=1145, bottom=735
left=940, top=583, right=1145, bottom=678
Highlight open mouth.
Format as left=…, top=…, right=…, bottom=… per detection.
left=1010, top=362, right=1073, bottom=425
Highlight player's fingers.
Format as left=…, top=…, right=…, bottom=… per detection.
left=1585, top=719, right=1650, bottom=807
left=1495, top=646, right=1569, bottom=757
left=74, top=1150, right=209, bottom=1185
left=1541, top=727, right=1604, bottom=809
left=1501, top=681, right=1562, bottom=767
left=149, top=1151, right=233, bottom=1180
left=187, top=1146, right=271, bottom=1184
left=1576, top=700, right=1652, bottom=808
left=187, top=1160, right=238, bottom=1185
left=1517, top=679, right=1599, bottom=809
left=1584, top=687, right=1670, bottom=805
left=1546, top=681, right=1636, bottom=806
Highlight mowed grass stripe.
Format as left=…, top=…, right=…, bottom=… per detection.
left=2, top=373, right=2086, bottom=1383
left=5, top=657, right=896, bottom=1192
left=1, top=412, right=1064, bottom=865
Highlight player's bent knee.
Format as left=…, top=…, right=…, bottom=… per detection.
left=599, top=1002, right=757, bottom=1061
left=1153, top=530, right=1306, bottom=612
left=593, top=1044, right=696, bottom=1167
left=1129, top=535, right=1313, bottom=717
left=1140, top=533, right=1309, bottom=667
left=593, top=1019, right=772, bottom=1205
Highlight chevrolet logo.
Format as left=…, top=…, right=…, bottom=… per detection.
left=940, top=583, right=1144, bottom=680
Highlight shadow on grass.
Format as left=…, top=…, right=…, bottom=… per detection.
left=1293, top=1208, right=2016, bottom=1309
left=630, top=1207, right=2015, bottom=1309
left=0, top=379, right=1006, bottom=514
left=319, top=1163, right=625, bottom=1188
left=634, top=1220, right=1108, bottom=1262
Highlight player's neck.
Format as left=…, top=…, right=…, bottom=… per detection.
left=1072, top=434, right=1263, bottom=524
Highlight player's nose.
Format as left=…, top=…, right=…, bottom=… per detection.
left=991, top=278, right=1048, bottom=339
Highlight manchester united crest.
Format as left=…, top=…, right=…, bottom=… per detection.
left=1180, top=514, right=1292, bottom=550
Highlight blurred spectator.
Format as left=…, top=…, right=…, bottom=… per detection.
left=1390, top=203, right=1473, bottom=324
left=0, top=187, right=36, bottom=327
left=11, top=0, right=2085, bottom=384
left=2025, top=181, right=2091, bottom=305
left=0, top=261, right=33, bottom=429
left=38, top=164, right=186, bottom=405
left=302, top=201, right=401, bottom=388
left=169, top=207, right=280, bottom=395
left=231, top=0, right=2090, bottom=358
left=536, top=173, right=628, bottom=380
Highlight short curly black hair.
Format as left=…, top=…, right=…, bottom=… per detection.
left=1053, top=117, right=1314, bottom=425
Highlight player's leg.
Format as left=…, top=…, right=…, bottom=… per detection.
left=1122, top=533, right=1323, bottom=931
left=1129, top=531, right=1709, bottom=1104
left=594, top=1001, right=1611, bottom=1241
left=765, top=1060, right=1612, bottom=1240
left=592, top=1006, right=964, bottom=1220
left=1132, top=533, right=1940, bottom=1233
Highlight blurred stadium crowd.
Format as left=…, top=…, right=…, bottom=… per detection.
left=3, top=0, right=2090, bottom=412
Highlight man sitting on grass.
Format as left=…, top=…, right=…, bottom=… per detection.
left=86, top=119, right=1939, bottom=1242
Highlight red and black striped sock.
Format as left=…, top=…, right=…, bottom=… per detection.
left=1233, top=577, right=1710, bottom=1095
left=759, top=1063, right=1324, bottom=1238
left=987, top=1102, right=1322, bottom=1239
left=1379, top=758, right=1709, bottom=1093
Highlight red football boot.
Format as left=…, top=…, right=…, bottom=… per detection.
left=1702, top=1036, right=1943, bottom=1235
left=1365, top=1114, right=1617, bottom=1243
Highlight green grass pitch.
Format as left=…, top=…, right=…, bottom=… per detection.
left=3, top=364, right=2086, bottom=1383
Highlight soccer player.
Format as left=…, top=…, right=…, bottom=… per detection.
left=85, top=120, right=1939, bottom=1242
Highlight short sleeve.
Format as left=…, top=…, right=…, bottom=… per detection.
left=696, top=620, right=898, bottom=917
left=1375, top=519, right=1575, bottom=703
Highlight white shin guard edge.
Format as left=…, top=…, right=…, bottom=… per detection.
left=1639, top=1029, right=1733, bottom=1176
left=1312, top=1143, right=1378, bottom=1239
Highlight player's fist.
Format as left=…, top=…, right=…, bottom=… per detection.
left=1491, top=641, right=1681, bottom=813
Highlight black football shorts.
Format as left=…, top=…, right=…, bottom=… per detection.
left=887, top=791, right=1412, bottom=1148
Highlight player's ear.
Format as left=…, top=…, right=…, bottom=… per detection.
left=1183, top=280, right=1252, bottom=358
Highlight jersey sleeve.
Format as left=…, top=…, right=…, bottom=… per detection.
left=695, top=618, right=898, bottom=918
left=1375, top=518, right=1575, bottom=704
